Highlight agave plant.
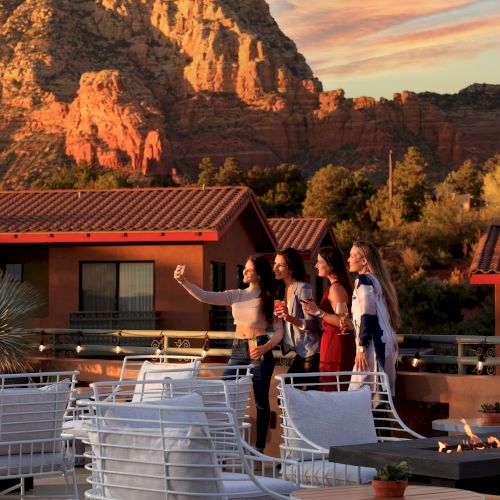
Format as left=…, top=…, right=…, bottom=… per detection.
left=0, top=270, right=43, bottom=373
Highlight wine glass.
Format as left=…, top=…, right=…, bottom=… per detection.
left=335, top=302, right=351, bottom=335
left=303, top=288, right=313, bottom=301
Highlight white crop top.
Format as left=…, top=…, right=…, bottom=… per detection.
left=182, top=282, right=282, bottom=333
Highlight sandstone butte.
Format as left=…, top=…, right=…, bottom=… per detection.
left=0, top=0, right=499, bottom=187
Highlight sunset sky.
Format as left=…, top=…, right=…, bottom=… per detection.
left=267, top=0, right=500, bottom=99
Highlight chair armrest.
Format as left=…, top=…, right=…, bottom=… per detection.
left=240, top=440, right=301, bottom=486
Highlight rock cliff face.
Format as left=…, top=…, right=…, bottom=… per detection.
left=0, top=0, right=499, bottom=187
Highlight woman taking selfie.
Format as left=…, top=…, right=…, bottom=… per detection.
left=173, top=255, right=283, bottom=454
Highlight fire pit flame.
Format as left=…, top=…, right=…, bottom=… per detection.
left=437, top=418, right=500, bottom=453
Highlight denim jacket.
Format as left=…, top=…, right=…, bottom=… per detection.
left=281, top=281, right=321, bottom=358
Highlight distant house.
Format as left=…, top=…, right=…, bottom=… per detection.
left=268, top=218, right=338, bottom=300
left=470, top=223, right=500, bottom=337
left=0, top=187, right=277, bottom=331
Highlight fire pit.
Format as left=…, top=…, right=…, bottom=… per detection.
left=329, top=431, right=500, bottom=494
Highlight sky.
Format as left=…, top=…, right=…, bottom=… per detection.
left=267, top=0, right=500, bottom=99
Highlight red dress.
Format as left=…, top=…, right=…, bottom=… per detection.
left=319, top=285, right=356, bottom=391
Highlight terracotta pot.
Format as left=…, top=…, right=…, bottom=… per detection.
left=371, top=479, right=408, bottom=497
left=479, top=412, right=500, bottom=425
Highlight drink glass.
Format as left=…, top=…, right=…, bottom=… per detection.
left=335, top=302, right=351, bottom=335
left=274, top=300, right=285, bottom=316
left=303, top=288, right=313, bottom=301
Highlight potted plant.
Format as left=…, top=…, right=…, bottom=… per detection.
left=478, top=402, right=500, bottom=424
left=372, top=461, right=410, bottom=497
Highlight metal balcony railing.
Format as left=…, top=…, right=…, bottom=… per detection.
left=32, top=329, right=499, bottom=375
left=69, top=311, right=160, bottom=330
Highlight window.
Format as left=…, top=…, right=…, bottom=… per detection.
left=210, top=261, right=226, bottom=291
left=80, top=262, right=154, bottom=311
left=5, top=263, right=22, bottom=282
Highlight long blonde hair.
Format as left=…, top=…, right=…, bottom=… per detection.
left=353, top=240, right=401, bottom=331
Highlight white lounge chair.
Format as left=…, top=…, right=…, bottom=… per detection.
left=0, top=370, right=79, bottom=498
left=275, top=371, right=423, bottom=488
left=84, top=394, right=300, bottom=499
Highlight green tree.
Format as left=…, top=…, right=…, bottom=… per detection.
left=31, top=161, right=132, bottom=189
left=483, top=153, right=500, bottom=174
left=197, top=157, right=219, bottom=186
left=302, top=164, right=374, bottom=225
left=443, top=159, right=483, bottom=206
left=483, top=165, right=500, bottom=208
left=258, top=164, right=306, bottom=216
left=368, top=147, right=432, bottom=230
left=216, top=157, right=245, bottom=186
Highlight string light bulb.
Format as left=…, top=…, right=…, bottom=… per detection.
left=476, top=354, right=485, bottom=373
left=201, top=333, right=210, bottom=359
left=38, top=336, right=46, bottom=352
left=154, top=335, right=163, bottom=356
left=411, top=352, right=420, bottom=368
left=76, top=334, right=83, bottom=354
left=115, top=332, right=122, bottom=354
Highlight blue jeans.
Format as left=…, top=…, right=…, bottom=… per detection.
left=223, top=337, right=275, bottom=450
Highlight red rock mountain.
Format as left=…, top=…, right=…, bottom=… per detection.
left=0, top=0, right=499, bottom=187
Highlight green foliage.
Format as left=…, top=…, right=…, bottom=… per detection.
left=479, top=402, right=500, bottom=413
left=483, top=153, right=500, bottom=174
left=368, top=147, right=432, bottom=231
left=482, top=164, right=500, bottom=214
left=396, top=274, right=493, bottom=334
left=197, top=157, right=219, bottom=186
left=259, top=164, right=306, bottom=216
left=302, top=164, right=374, bottom=225
left=443, top=159, right=483, bottom=206
left=245, top=163, right=306, bottom=216
left=216, top=157, right=245, bottom=186
left=375, top=461, right=410, bottom=481
left=0, top=271, right=43, bottom=373
left=31, top=161, right=133, bottom=189
left=333, top=220, right=364, bottom=255
left=408, top=196, right=488, bottom=264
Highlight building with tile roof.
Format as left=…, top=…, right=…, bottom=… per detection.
left=470, top=223, right=500, bottom=337
left=0, top=186, right=277, bottom=331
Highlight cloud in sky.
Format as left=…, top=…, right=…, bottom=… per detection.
left=267, top=0, right=500, bottom=97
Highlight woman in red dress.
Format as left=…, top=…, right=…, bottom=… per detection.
left=302, top=245, right=356, bottom=390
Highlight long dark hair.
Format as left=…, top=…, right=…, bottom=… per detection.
left=276, top=247, right=307, bottom=282
left=318, top=245, right=353, bottom=301
left=248, top=255, right=274, bottom=323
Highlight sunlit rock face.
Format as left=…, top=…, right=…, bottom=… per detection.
left=0, top=0, right=499, bottom=187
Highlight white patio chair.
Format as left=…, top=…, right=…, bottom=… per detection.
left=63, top=354, right=202, bottom=457
left=83, top=393, right=300, bottom=499
left=0, top=370, right=79, bottom=498
left=91, top=364, right=254, bottom=442
left=275, top=371, right=424, bottom=488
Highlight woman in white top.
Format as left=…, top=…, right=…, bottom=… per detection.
left=174, top=255, right=283, bottom=453
left=347, top=240, right=400, bottom=396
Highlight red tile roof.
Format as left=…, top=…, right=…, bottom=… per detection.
left=470, top=223, right=500, bottom=284
left=0, top=187, right=277, bottom=247
left=268, top=218, right=336, bottom=253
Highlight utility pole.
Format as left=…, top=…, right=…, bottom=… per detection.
left=388, top=149, right=393, bottom=205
